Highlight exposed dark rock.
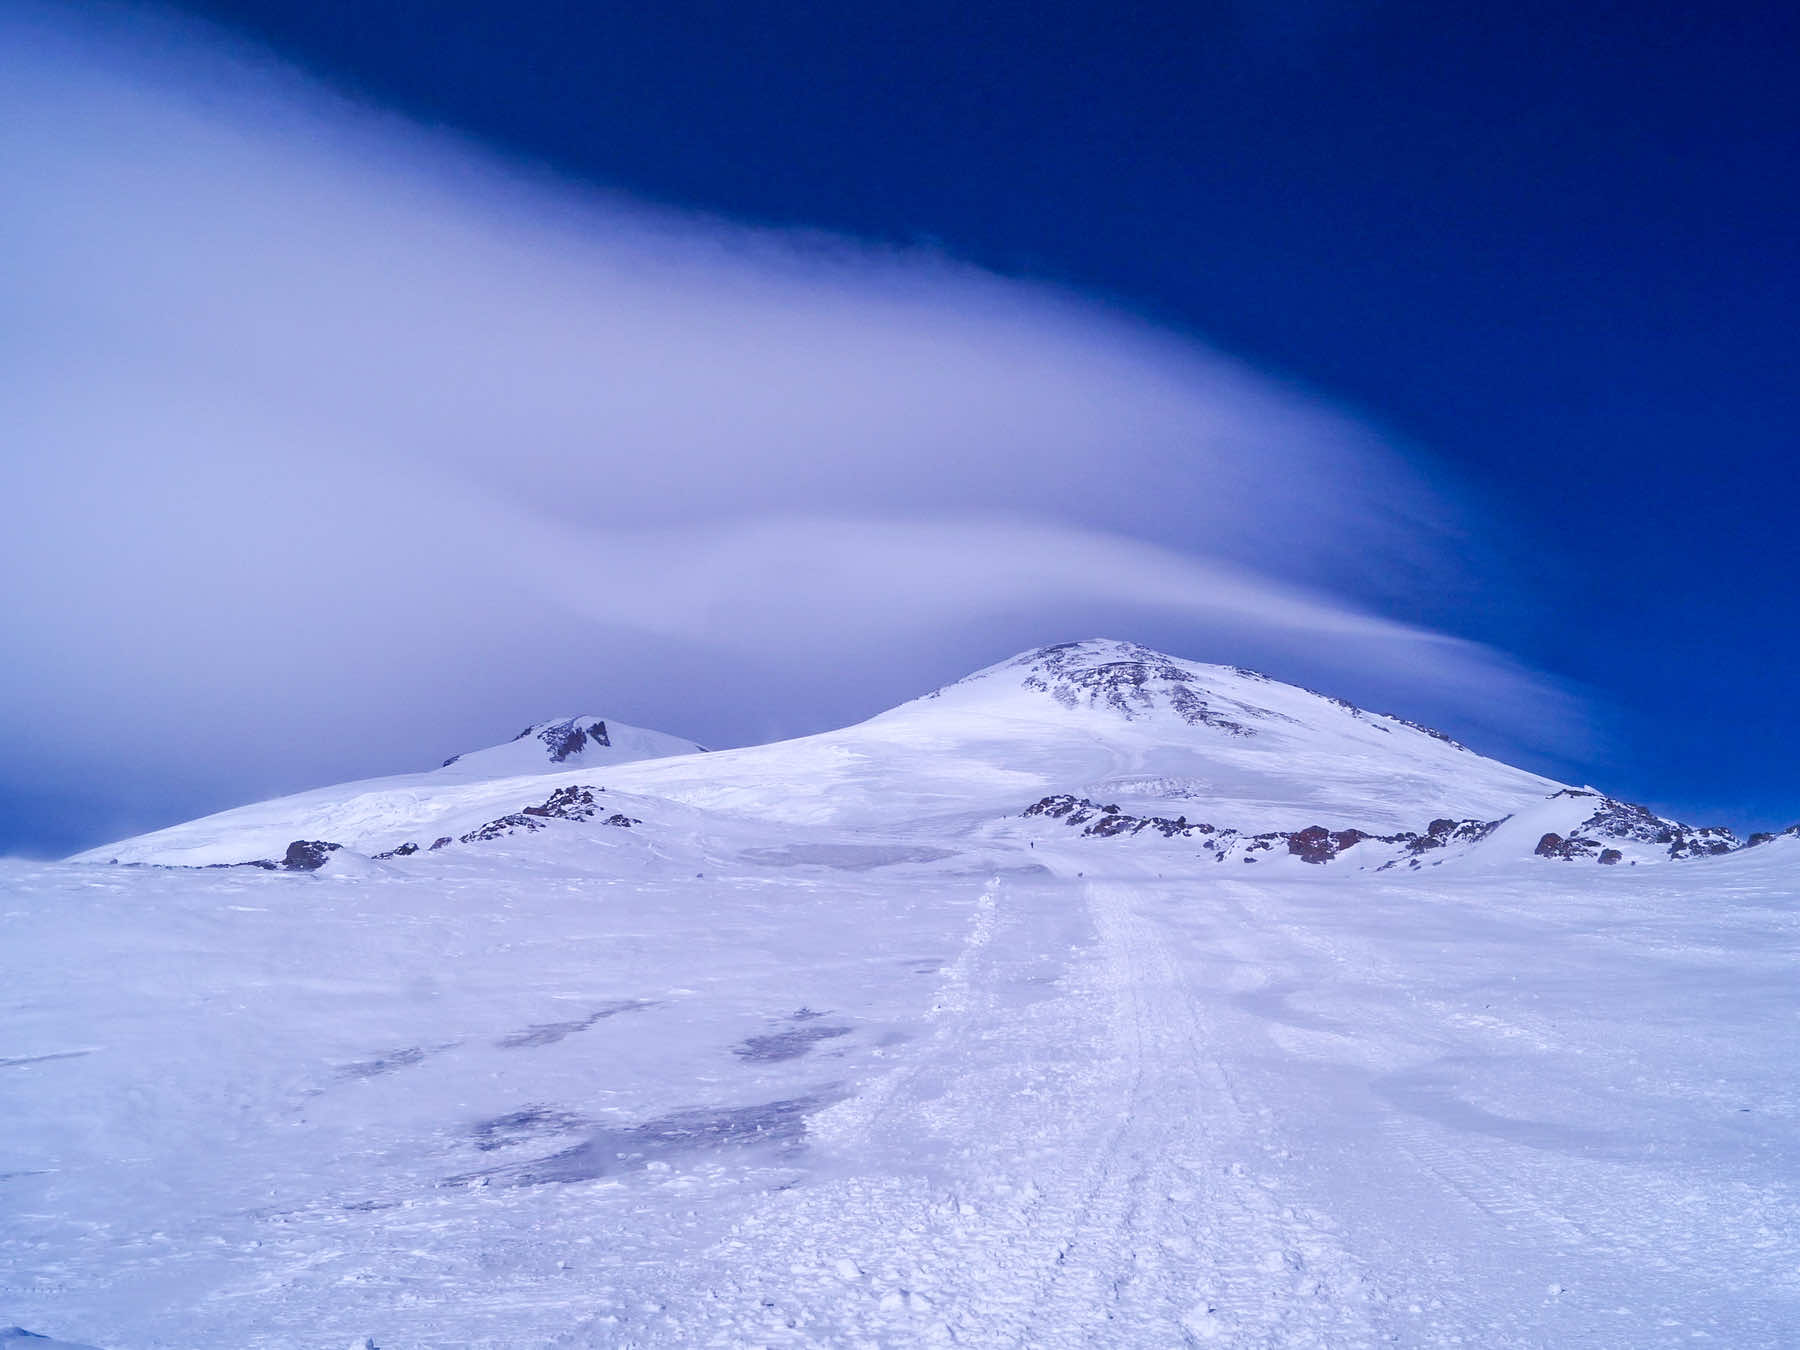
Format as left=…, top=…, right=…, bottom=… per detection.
left=1024, top=795, right=1216, bottom=840
left=1400, top=817, right=1504, bottom=857
left=453, top=785, right=640, bottom=847
left=373, top=842, right=419, bottom=860
left=1168, top=686, right=1252, bottom=736
left=460, top=813, right=548, bottom=844
left=1028, top=795, right=1507, bottom=867
left=1388, top=717, right=1470, bottom=751
left=1568, top=796, right=1738, bottom=859
left=1287, top=826, right=1334, bottom=863
left=1535, top=832, right=1584, bottom=860
left=1599, top=849, right=1624, bottom=865
left=281, top=840, right=341, bottom=871
left=1283, top=826, right=1387, bottom=864
left=1521, top=790, right=1743, bottom=861
left=521, top=785, right=601, bottom=819
left=429, top=836, right=454, bottom=850
left=1086, top=812, right=1136, bottom=837
left=1014, top=643, right=1262, bottom=735
left=537, top=718, right=610, bottom=762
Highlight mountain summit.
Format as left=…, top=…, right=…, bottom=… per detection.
left=435, top=716, right=705, bottom=778
left=74, top=640, right=1759, bottom=871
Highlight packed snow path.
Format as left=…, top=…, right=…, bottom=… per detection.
left=646, top=863, right=1799, bottom=1347
left=3, top=846, right=1796, bottom=1347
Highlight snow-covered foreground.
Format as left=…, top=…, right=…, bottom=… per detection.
left=4, top=841, right=1796, bottom=1347
left=6, top=642, right=1798, bottom=1346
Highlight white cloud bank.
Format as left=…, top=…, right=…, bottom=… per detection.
left=0, top=2, right=1583, bottom=851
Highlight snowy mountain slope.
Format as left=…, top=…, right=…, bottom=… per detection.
left=71, top=716, right=705, bottom=867
left=5, top=808, right=1798, bottom=1346
left=595, top=639, right=1569, bottom=837
left=1016, top=782, right=1749, bottom=872
left=434, top=716, right=705, bottom=779
left=7, top=639, right=1799, bottom=1348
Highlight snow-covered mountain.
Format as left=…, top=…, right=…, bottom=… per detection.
left=71, top=714, right=705, bottom=867
left=13, top=640, right=1798, bottom=1350
left=77, top=639, right=1753, bottom=874
left=438, top=715, right=705, bottom=776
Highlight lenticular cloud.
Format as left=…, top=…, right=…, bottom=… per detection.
left=0, top=2, right=1574, bottom=854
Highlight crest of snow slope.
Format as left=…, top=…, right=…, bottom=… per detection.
left=71, top=716, right=705, bottom=866
left=597, top=639, right=1570, bottom=836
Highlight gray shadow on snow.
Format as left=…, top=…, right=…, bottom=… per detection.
left=334, top=1038, right=463, bottom=1080
left=496, top=999, right=656, bottom=1049
left=0, top=1049, right=96, bottom=1069
left=335, top=1046, right=428, bottom=1079
left=470, top=1105, right=592, bottom=1151
left=1373, top=1062, right=1617, bottom=1157
left=453, top=1091, right=843, bottom=1187
left=733, top=1024, right=853, bottom=1063
left=737, top=844, right=956, bottom=870
left=1231, top=979, right=1344, bottom=1033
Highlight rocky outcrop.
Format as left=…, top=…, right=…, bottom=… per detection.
left=1023, top=784, right=1751, bottom=868
left=1022, top=795, right=1500, bottom=867
left=1540, top=790, right=1738, bottom=860
left=1024, top=795, right=1216, bottom=839
left=1746, top=824, right=1800, bottom=847
left=1015, top=642, right=1260, bottom=734
left=1386, top=717, right=1469, bottom=752
left=1286, top=825, right=1370, bottom=863
left=270, top=839, right=341, bottom=871
left=512, top=718, right=612, bottom=763
left=1534, top=832, right=1585, bottom=861
left=371, top=787, right=641, bottom=859
left=454, top=785, right=637, bottom=847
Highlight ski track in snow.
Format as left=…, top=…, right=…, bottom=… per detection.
left=6, top=642, right=1799, bottom=1348
left=4, top=852, right=1798, bottom=1347
left=550, top=863, right=1798, bottom=1348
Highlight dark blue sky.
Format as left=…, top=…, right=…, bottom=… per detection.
left=156, top=0, right=1795, bottom=825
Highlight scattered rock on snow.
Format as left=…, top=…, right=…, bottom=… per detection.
left=281, top=840, right=342, bottom=871
left=454, top=785, right=640, bottom=846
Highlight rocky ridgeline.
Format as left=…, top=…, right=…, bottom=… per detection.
left=530, top=718, right=612, bottom=762
left=1747, top=824, right=1800, bottom=847
left=1022, top=794, right=1499, bottom=869
left=385, top=785, right=638, bottom=856
left=1531, top=790, right=1737, bottom=863
left=442, top=717, right=613, bottom=768
left=151, top=785, right=642, bottom=872
left=1026, top=789, right=1774, bottom=867
left=981, top=641, right=1480, bottom=752
left=1016, top=641, right=1260, bottom=734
